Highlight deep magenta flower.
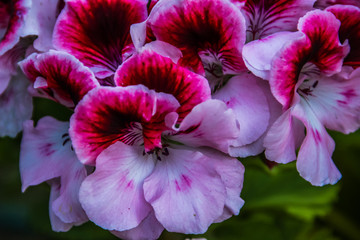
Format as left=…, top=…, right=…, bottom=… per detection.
left=243, top=9, right=360, bottom=186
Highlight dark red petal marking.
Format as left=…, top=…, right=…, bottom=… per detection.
left=298, top=10, right=350, bottom=74
left=115, top=50, right=211, bottom=121
left=53, top=0, right=147, bottom=78
left=19, top=51, right=99, bottom=108
left=326, top=5, right=360, bottom=69
left=314, top=0, right=360, bottom=9
left=240, top=0, right=316, bottom=41
left=147, top=0, right=246, bottom=74
left=0, top=0, right=30, bottom=55
left=70, top=85, right=179, bottom=165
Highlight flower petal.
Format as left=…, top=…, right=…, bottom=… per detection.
left=326, top=5, right=360, bottom=69
left=213, top=73, right=269, bottom=149
left=143, top=148, right=226, bottom=234
left=147, top=0, right=246, bottom=74
left=115, top=50, right=210, bottom=121
left=70, top=85, right=179, bottom=165
left=240, top=0, right=316, bottom=41
left=170, top=99, right=239, bottom=153
left=20, top=117, right=75, bottom=191
left=0, top=71, right=32, bottom=138
left=314, top=0, right=360, bottom=9
left=53, top=0, right=148, bottom=78
left=0, top=0, right=31, bottom=55
left=19, top=50, right=99, bottom=108
left=292, top=99, right=341, bottom=186
left=111, top=211, right=164, bottom=240
left=79, top=141, right=155, bottom=231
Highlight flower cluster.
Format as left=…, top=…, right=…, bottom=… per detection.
left=1, top=0, right=359, bottom=239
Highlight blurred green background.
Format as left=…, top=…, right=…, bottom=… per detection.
left=0, top=97, right=359, bottom=240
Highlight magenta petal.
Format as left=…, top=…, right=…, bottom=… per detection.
left=20, top=117, right=75, bottom=191
left=115, top=50, right=210, bottom=121
left=314, top=0, right=360, bottom=9
left=241, top=0, right=316, bottom=41
left=70, top=85, right=179, bottom=165
left=53, top=0, right=147, bottom=78
left=143, top=148, right=226, bottom=234
left=214, top=73, right=269, bottom=149
left=298, top=10, right=350, bottom=75
left=0, top=0, right=31, bottom=55
left=79, top=141, right=155, bottom=231
left=292, top=101, right=341, bottom=186
left=147, top=0, right=246, bottom=74
left=111, top=211, right=164, bottom=240
left=170, top=99, right=239, bottom=153
left=0, top=71, right=32, bottom=138
left=326, top=5, right=360, bottom=69
left=19, top=50, right=99, bottom=108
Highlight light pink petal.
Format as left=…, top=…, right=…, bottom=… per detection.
left=242, top=31, right=304, bottom=80
left=298, top=10, right=350, bottom=75
left=115, top=50, right=210, bottom=121
left=297, top=69, right=360, bottom=134
left=228, top=79, right=283, bottom=157
left=170, top=99, right=239, bottom=153
left=22, top=0, right=64, bottom=52
left=240, top=0, right=316, bottom=41
left=292, top=100, right=341, bottom=186
left=19, top=50, right=99, bottom=108
left=53, top=0, right=147, bottom=78
left=0, top=71, right=32, bottom=137
left=213, top=73, right=269, bottom=149
left=48, top=180, right=73, bottom=232
left=52, top=160, right=88, bottom=224
left=0, top=0, right=31, bottom=55
left=143, top=148, right=226, bottom=234
left=79, top=141, right=155, bottom=231
left=314, top=0, right=360, bottom=9
left=20, top=117, right=75, bottom=191
left=264, top=109, right=305, bottom=164
left=70, top=85, right=179, bottom=165
left=326, top=5, right=360, bottom=69
left=147, top=0, right=246, bottom=74
left=111, top=211, right=164, bottom=240
left=143, top=40, right=183, bottom=64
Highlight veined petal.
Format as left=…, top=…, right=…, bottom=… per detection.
left=239, top=0, right=316, bottom=41
left=292, top=99, right=341, bottom=186
left=143, top=148, right=226, bottom=234
left=70, top=85, right=179, bottom=165
left=298, top=69, right=360, bottom=134
left=111, top=211, right=164, bottom=240
left=115, top=50, right=210, bottom=121
left=53, top=0, right=148, bottom=78
left=0, top=71, right=32, bottom=138
left=264, top=109, right=305, bottom=164
left=79, top=141, right=155, bottom=231
left=314, top=0, right=360, bottom=9
left=298, top=9, right=350, bottom=75
left=326, top=5, right=360, bottom=69
left=20, top=117, right=76, bottom=191
left=170, top=99, right=239, bottom=153
left=0, top=0, right=31, bottom=55
left=147, top=0, right=246, bottom=74
left=213, top=73, right=270, bottom=150
left=19, top=50, right=99, bottom=108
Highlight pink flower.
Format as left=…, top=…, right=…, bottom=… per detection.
left=244, top=9, right=360, bottom=185
left=137, top=0, right=273, bottom=157
left=69, top=50, right=244, bottom=238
